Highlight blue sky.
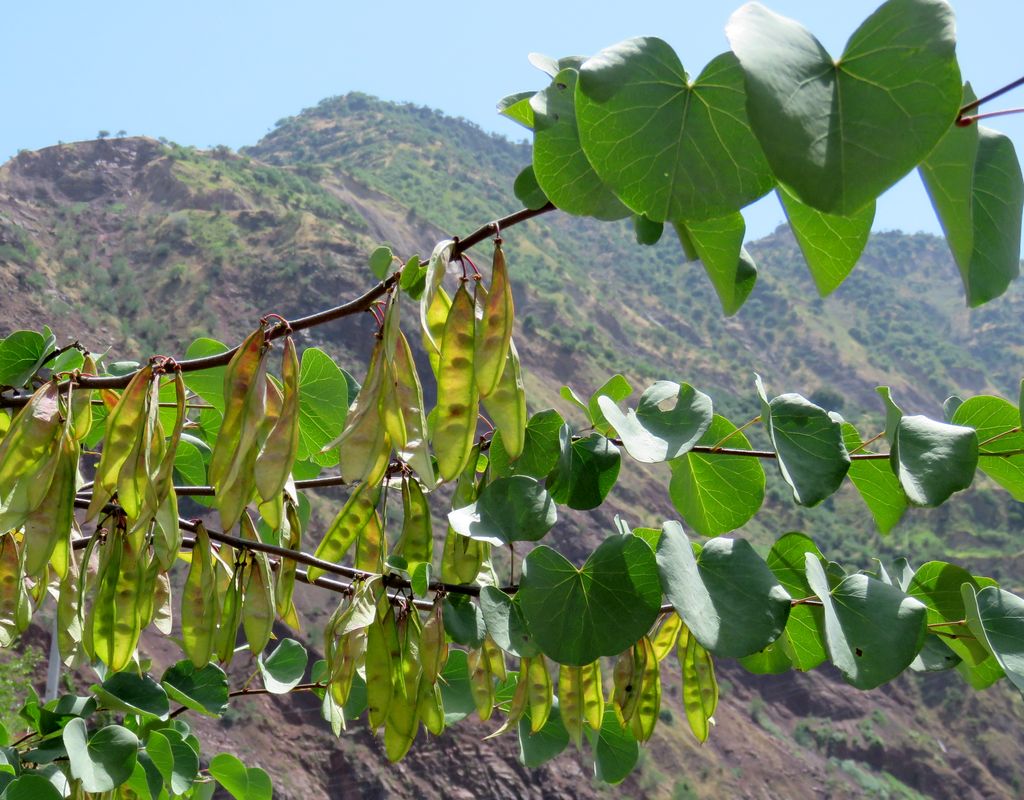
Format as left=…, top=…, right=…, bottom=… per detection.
left=4, top=1, right=1022, bottom=239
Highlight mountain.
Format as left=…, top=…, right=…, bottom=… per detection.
left=2, top=93, right=1024, bottom=798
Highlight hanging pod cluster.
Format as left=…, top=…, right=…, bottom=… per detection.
left=209, top=324, right=301, bottom=532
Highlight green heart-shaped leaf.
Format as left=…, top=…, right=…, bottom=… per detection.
left=63, top=719, right=139, bottom=793
left=765, top=532, right=827, bottom=671
left=778, top=186, right=874, bottom=296
left=589, top=707, right=639, bottom=785
left=657, top=521, right=791, bottom=658
left=297, top=347, right=350, bottom=465
left=488, top=409, right=564, bottom=479
left=518, top=534, right=662, bottom=665
left=727, top=0, right=961, bottom=214
left=805, top=553, right=927, bottom=689
left=757, top=377, right=850, bottom=506
left=669, top=414, right=765, bottom=536
left=951, top=395, right=1024, bottom=501
left=93, top=673, right=169, bottom=720
left=480, top=586, right=540, bottom=658
left=146, top=729, right=200, bottom=796
left=891, top=415, right=977, bottom=506
left=575, top=42, right=773, bottom=221
left=546, top=428, right=620, bottom=510
left=907, top=561, right=991, bottom=666
left=920, top=86, right=1023, bottom=306
left=517, top=699, right=569, bottom=767
left=963, top=585, right=1024, bottom=696
left=448, top=476, right=556, bottom=546
left=530, top=69, right=629, bottom=220
left=258, top=638, right=308, bottom=694
left=841, top=423, right=907, bottom=535
left=160, top=662, right=228, bottom=718
left=209, top=753, right=272, bottom=800
left=673, top=215, right=758, bottom=315
left=598, top=381, right=712, bottom=464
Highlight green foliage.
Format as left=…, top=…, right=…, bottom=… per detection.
left=0, top=0, right=1023, bottom=794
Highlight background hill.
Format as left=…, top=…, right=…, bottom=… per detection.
left=1, top=93, right=1024, bottom=799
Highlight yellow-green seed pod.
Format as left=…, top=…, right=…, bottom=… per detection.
left=181, top=523, right=218, bottom=667
left=23, top=430, right=77, bottom=579
left=481, top=339, right=527, bottom=460
left=417, top=680, right=445, bottom=736
left=680, top=626, right=718, bottom=744
left=308, top=482, right=379, bottom=581
left=390, top=331, right=434, bottom=486
left=57, top=547, right=84, bottom=666
left=331, top=340, right=391, bottom=486
left=483, top=636, right=507, bottom=683
left=394, top=476, right=432, bottom=566
left=651, top=611, right=683, bottom=661
left=467, top=645, right=495, bottom=722
left=484, top=663, right=529, bottom=740
left=0, top=381, right=61, bottom=504
left=89, top=532, right=125, bottom=669
left=559, top=664, right=584, bottom=747
left=146, top=371, right=187, bottom=525
left=209, top=328, right=269, bottom=531
left=385, top=607, right=422, bottom=762
left=475, top=240, right=514, bottom=398
left=629, top=636, right=661, bottom=743
left=242, top=551, right=275, bottom=656
left=422, top=287, right=452, bottom=377
left=216, top=555, right=247, bottom=664
left=87, top=368, right=152, bottom=520
left=434, top=281, right=480, bottom=481
left=117, top=377, right=160, bottom=524
left=329, top=628, right=367, bottom=708
left=526, top=652, right=553, bottom=733
left=275, top=501, right=302, bottom=621
left=255, top=336, right=301, bottom=504
left=611, top=643, right=645, bottom=727
left=0, top=534, right=30, bottom=647
left=70, top=356, right=97, bottom=442
left=365, top=606, right=395, bottom=731
left=355, top=510, right=385, bottom=573
left=419, top=600, right=448, bottom=685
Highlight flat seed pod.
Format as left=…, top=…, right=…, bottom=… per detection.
left=181, top=524, right=218, bottom=667
left=475, top=241, right=515, bottom=398
left=434, top=282, right=480, bottom=481
left=394, top=476, right=433, bottom=566
left=526, top=652, right=553, bottom=733
left=308, top=483, right=379, bottom=581
left=481, top=340, right=527, bottom=460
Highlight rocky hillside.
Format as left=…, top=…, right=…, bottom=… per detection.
left=2, top=94, right=1024, bottom=798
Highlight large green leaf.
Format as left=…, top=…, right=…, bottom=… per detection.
left=920, top=86, right=1023, bottom=306
left=589, top=707, right=639, bottom=785
left=297, top=347, right=349, bottom=463
left=209, top=753, right=272, bottom=800
left=530, top=69, right=629, bottom=220
left=160, top=662, right=229, bottom=718
left=438, top=649, right=476, bottom=725
left=765, top=532, right=827, bottom=671
left=963, top=586, right=1024, bottom=695
left=183, top=338, right=229, bottom=412
left=907, top=561, right=991, bottom=666
left=841, top=423, right=907, bottom=535
left=757, top=378, right=850, bottom=506
left=488, top=409, right=564, bottom=479
left=668, top=414, right=765, bottom=536
left=657, top=521, right=791, bottom=658
left=778, top=186, right=874, bottom=296
left=0, top=331, right=48, bottom=388
left=518, top=700, right=569, bottom=768
left=673, top=217, right=757, bottom=316
left=598, top=381, right=712, bottom=464
left=0, top=775, right=62, bottom=800
left=545, top=428, right=620, bottom=510
left=479, top=586, right=540, bottom=658
left=448, top=476, right=556, bottom=546
left=727, top=0, right=961, bottom=214
left=258, top=638, right=308, bottom=694
left=146, top=729, right=200, bottom=796
left=93, top=673, right=169, bottom=720
left=63, top=719, right=139, bottom=793
left=891, top=415, right=977, bottom=506
left=575, top=42, right=772, bottom=222
left=951, top=395, right=1024, bottom=501
left=805, top=554, right=927, bottom=689
left=497, top=91, right=535, bottom=131
left=518, top=534, right=662, bottom=665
